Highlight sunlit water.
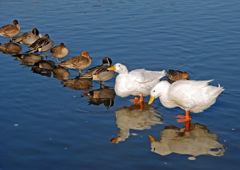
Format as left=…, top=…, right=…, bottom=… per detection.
left=0, top=0, right=240, bottom=169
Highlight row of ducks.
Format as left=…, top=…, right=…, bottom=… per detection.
left=1, top=20, right=224, bottom=123
left=0, top=20, right=116, bottom=86
left=13, top=53, right=117, bottom=109
left=0, top=20, right=68, bottom=61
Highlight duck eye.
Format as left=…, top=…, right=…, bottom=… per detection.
left=153, top=90, right=155, bottom=92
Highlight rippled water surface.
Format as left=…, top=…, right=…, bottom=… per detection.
left=1, top=0, right=240, bottom=169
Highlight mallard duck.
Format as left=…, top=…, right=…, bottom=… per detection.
left=13, top=28, right=41, bottom=46
left=29, top=34, right=54, bottom=56
left=50, top=43, right=69, bottom=63
left=166, top=69, right=189, bottom=82
left=0, top=20, right=21, bottom=41
left=148, top=80, right=224, bottom=122
left=108, top=63, right=166, bottom=106
left=59, top=51, right=91, bottom=76
left=82, top=57, right=115, bottom=86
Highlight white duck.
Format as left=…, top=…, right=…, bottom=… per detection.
left=148, top=80, right=224, bottom=122
left=108, top=63, right=166, bottom=106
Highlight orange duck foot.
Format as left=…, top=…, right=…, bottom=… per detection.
left=129, top=96, right=139, bottom=105
left=176, top=111, right=191, bottom=123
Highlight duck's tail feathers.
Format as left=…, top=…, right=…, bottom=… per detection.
left=210, top=84, right=225, bottom=98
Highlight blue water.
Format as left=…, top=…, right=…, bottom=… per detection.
left=0, top=0, right=240, bottom=169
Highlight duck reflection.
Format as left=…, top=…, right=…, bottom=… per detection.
left=61, top=77, right=92, bottom=91
left=149, top=122, right=225, bottom=158
left=17, top=53, right=43, bottom=66
left=111, top=103, right=164, bottom=143
left=53, top=66, right=70, bottom=80
left=31, top=59, right=56, bottom=77
left=82, top=86, right=115, bottom=109
left=0, top=42, right=22, bottom=54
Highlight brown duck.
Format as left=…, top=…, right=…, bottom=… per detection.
left=59, top=51, right=91, bottom=76
left=50, top=43, right=69, bottom=63
left=166, top=69, right=189, bottom=82
left=0, top=20, right=21, bottom=41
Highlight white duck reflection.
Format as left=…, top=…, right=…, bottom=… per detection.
left=82, top=86, right=116, bottom=109
left=149, top=122, right=225, bottom=159
left=111, top=103, right=164, bottom=143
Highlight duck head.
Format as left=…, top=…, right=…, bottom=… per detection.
left=102, top=57, right=112, bottom=66
left=108, top=63, right=128, bottom=74
left=148, top=81, right=170, bottom=105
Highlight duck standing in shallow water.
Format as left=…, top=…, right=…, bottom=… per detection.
left=166, top=69, right=189, bottom=82
left=108, top=63, right=165, bottom=109
left=13, top=28, right=41, bottom=46
left=59, top=51, right=91, bottom=76
left=50, top=43, right=69, bottom=63
left=29, top=34, right=54, bottom=56
left=0, top=20, right=21, bottom=41
left=148, top=80, right=224, bottom=122
left=82, top=57, right=115, bottom=86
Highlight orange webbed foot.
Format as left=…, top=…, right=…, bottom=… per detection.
left=129, top=96, right=139, bottom=105
left=176, top=111, right=191, bottom=123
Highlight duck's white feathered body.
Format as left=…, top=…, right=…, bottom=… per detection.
left=113, top=63, right=166, bottom=98
left=150, top=80, right=224, bottom=113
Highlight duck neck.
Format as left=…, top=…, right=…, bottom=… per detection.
left=159, top=83, right=171, bottom=101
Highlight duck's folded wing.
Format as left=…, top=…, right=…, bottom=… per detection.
left=30, top=38, right=49, bottom=49
left=13, top=32, right=29, bottom=42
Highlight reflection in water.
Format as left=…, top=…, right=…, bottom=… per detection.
left=17, top=53, right=43, bottom=66
left=149, top=122, right=225, bottom=159
left=31, top=60, right=56, bottom=77
left=82, top=86, right=115, bottom=109
left=38, top=60, right=56, bottom=70
left=53, top=66, right=70, bottom=80
left=61, top=77, right=92, bottom=91
left=111, top=103, right=164, bottom=143
left=0, top=42, right=22, bottom=54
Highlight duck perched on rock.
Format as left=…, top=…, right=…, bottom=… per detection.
left=0, top=20, right=21, bottom=41
left=148, top=80, right=224, bottom=122
left=108, top=63, right=165, bottom=107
